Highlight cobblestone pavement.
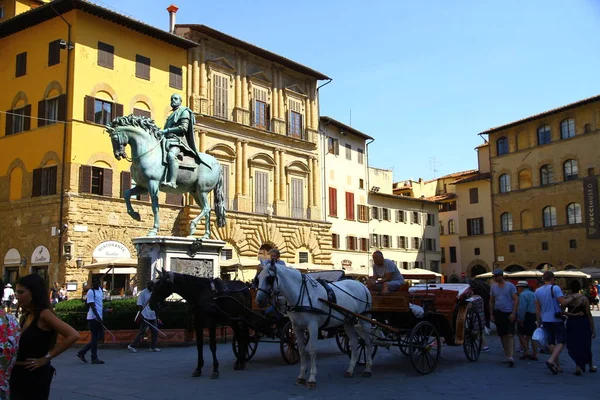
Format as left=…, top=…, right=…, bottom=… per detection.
left=50, top=313, right=600, bottom=400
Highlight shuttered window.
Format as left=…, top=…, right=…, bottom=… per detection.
left=291, top=178, right=304, bottom=219
left=38, top=95, right=65, bottom=127
left=327, top=138, right=340, bottom=155
left=346, top=236, right=357, bottom=250
left=132, top=108, right=151, bottom=118
left=359, top=238, right=369, bottom=251
left=135, top=54, right=150, bottom=80
left=79, top=165, right=112, bottom=197
left=345, top=192, right=355, bottom=220
left=332, top=234, right=340, bottom=249
left=357, top=148, right=364, bottom=164
left=84, top=96, right=123, bottom=125
left=169, top=65, right=183, bottom=89
left=6, top=105, right=31, bottom=135
left=221, top=164, right=230, bottom=209
left=469, top=188, right=479, bottom=204
left=15, top=52, right=27, bottom=77
left=165, top=193, right=184, bottom=206
left=120, top=171, right=131, bottom=198
left=328, top=187, right=337, bottom=217
left=371, top=206, right=379, bottom=220
left=97, top=42, right=114, bottom=69
left=213, top=73, right=229, bottom=119
left=252, top=88, right=269, bottom=130
left=48, top=40, right=61, bottom=66
left=254, top=170, right=269, bottom=214
left=32, top=166, right=57, bottom=197
left=288, top=99, right=303, bottom=138
left=357, top=205, right=368, bottom=222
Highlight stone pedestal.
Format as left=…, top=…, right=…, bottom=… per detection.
left=132, top=236, right=226, bottom=290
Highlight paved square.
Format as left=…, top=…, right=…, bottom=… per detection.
left=50, top=314, right=600, bottom=400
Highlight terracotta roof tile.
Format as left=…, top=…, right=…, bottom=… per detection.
left=451, top=172, right=491, bottom=185
left=425, top=169, right=477, bottom=183
left=425, top=193, right=456, bottom=202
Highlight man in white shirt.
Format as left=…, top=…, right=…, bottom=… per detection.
left=128, top=281, right=160, bottom=353
left=2, top=283, right=14, bottom=312
left=77, top=277, right=105, bottom=364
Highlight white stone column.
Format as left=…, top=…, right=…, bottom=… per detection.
left=242, top=141, right=249, bottom=196
left=274, top=149, right=280, bottom=202
left=199, top=42, right=207, bottom=98
left=279, top=151, right=285, bottom=201
left=235, top=140, right=242, bottom=196
left=242, top=59, right=248, bottom=109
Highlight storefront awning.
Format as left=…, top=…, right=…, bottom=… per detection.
left=84, top=258, right=138, bottom=270
left=220, top=257, right=260, bottom=269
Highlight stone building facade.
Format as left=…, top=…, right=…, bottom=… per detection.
left=481, top=95, right=600, bottom=271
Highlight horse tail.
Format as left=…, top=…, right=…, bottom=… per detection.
left=214, top=169, right=226, bottom=228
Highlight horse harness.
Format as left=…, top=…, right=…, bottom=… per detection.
left=261, top=265, right=372, bottom=330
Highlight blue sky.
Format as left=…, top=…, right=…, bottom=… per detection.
left=94, top=0, right=600, bottom=181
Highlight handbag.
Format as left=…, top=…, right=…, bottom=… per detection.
left=532, top=327, right=547, bottom=348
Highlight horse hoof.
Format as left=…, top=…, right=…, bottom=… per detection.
left=362, top=371, right=372, bottom=378
left=131, top=212, right=141, bottom=221
left=211, top=372, right=219, bottom=379
left=344, top=371, right=354, bottom=378
left=306, top=381, right=317, bottom=389
left=296, top=378, right=306, bottom=385
left=191, top=370, right=202, bottom=377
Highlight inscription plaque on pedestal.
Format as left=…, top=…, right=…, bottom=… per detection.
left=171, top=258, right=214, bottom=278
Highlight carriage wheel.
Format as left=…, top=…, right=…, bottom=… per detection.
left=280, top=321, right=302, bottom=365
left=398, top=333, right=411, bottom=356
left=344, top=327, right=379, bottom=366
left=335, top=328, right=350, bottom=354
left=232, top=328, right=258, bottom=362
left=463, top=308, right=482, bottom=362
left=409, top=321, right=441, bottom=374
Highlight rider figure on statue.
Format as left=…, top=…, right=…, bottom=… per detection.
left=158, top=94, right=203, bottom=189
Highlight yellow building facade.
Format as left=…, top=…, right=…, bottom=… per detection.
left=481, top=95, right=600, bottom=272
left=0, top=0, right=332, bottom=293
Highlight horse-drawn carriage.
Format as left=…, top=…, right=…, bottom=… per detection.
left=228, top=270, right=348, bottom=365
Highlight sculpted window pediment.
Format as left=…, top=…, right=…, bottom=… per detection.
left=249, top=71, right=272, bottom=85
left=285, top=84, right=307, bottom=97
left=285, top=160, right=310, bottom=176
left=207, top=143, right=236, bottom=161
left=207, top=57, right=236, bottom=73
left=249, top=153, right=276, bottom=168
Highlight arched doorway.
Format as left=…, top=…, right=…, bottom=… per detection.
left=448, top=274, right=461, bottom=283
left=536, top=263, right=552, bottom=270
left=470, top=265, right=487, bottom=278
left=564, top=264, right=577, bottom=270
left=505, top=264, right=525, bottom=272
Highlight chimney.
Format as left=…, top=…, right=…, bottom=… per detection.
left=167, top=4, right=179, bottom=34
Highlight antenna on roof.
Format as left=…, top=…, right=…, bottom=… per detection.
left=429, top=157, right=439, bottom=179
left=349, top=109, right=352, bottom=126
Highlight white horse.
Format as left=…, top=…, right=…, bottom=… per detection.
left=255, top=262, right=374, bottom=388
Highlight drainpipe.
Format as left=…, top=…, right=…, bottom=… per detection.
left=316, top=78, right=332, bottom=222
left=51, top=5, right=73, bottom=273
left=365, top=138, right=374, bottom=274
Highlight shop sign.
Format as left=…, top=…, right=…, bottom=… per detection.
left=31, top=246, right=51, bottom=264
left=583, top=177, right=600, bottom=239
left=3, top=248, right=21, bottom=265
left=92, top=241, right=131, bottom=259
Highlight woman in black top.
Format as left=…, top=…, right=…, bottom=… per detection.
left=564, top=280, right=597, bottom=376
left=10, top=274, right=79, bottom=399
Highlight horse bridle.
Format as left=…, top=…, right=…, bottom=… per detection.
left=257, top=264, right=278, bottom=299
left=108, top=128, right=164, bottom=163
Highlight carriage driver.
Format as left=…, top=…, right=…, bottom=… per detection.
left=367, top=251, right=405, bottom=293
left=158, top=93, right=204, bottom=189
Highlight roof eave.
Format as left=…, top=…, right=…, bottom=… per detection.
left=320, top=116, right=374, bottom=140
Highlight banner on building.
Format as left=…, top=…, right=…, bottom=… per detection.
left=583, top=177, right=600, bottom=239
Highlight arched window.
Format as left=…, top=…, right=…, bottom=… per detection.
left=563, top=159, right=578, bottom=181
left=520, top=209, right=533, bottom=229
left=496, top=137, right=509, bottom=156
left=537, top=125, right=551, bottom=145
left=560, top=118, right=575, bottom=139
left=501, top=212, right=513, bottom=232
left=439, top=221, right=444, bottom=235
left=540, top=164, right=553, bottom=186
left=543, top=206, right=557, bottom=227
left=448, top=219, right=455, bottom=234
left=584, top=123, right=592, bottom=134
left=499, top=174, right=511, bottom=193
left=567, top=203, right=582, bottom=224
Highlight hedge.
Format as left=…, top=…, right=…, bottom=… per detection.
left=55, top=298, right=190, bottom=331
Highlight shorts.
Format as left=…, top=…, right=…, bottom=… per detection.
left=542, top=321, right=566, bottom=345
left=493, top=310, right=515, bottom=337
left=517, top=312, right=536, bottom=336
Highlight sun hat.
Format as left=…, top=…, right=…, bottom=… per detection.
left=516, top=280, right=528, bottom=288
left=5, top=283, right=11, bottom=288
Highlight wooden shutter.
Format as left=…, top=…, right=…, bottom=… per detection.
left=345, top=192, right=354, bottom=220
left=48, top=40, right=61, bottom=66
left=102, top=168, right=113, bottom=197
left=139, top=193, right=150, bottom=202
left=16, top=52, right=26, bottom=77
left=467, top=219, right=472, bottom=236
left=120, top=171, right=131, bottom=198
left=79, top=165, right=92, bottom=193
left=255, top=171, right=268, bottom=214
left=135, top=55, right=150, bottom=80
left=114, top=103, right=124, bottom=118
left=84, top=96, right=95, bottom=122
left=334, top=140, right=339, bottom=155
left=44, top=166, right=57, bottom=195
left=23, top=104, right=31, bottom=131
left=166, top=193, right=183, bottom=206
left=57, top=94, right=66, bottom=123
left=479, top=217, right=484, bottom=234
left=5, top=109, right=13, bottom=135
left=98, top=42, right=114, bottom=69
left=38, top=100, right=46, bottom=128
left=328, top=187, right=337, bottom=216
left=291, top=178, right=303, bottom=219
left=221, top=164, right=230, bottom=206
left=32, top=168, right=42, bottom=197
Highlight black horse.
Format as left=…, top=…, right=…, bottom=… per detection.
left=149, top=269, right=252, bottom=379
left=466, top=279, right=491, bottom=328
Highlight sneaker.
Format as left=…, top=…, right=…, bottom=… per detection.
left=482, top=346, right=490, bottom=353
left=150, top=348, right=161, bottom=352
left=76, top=353, right=87, bottom=363
left=91, top=359, right=105, bottom=364
left=127, top=345, right=137, bottom=353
